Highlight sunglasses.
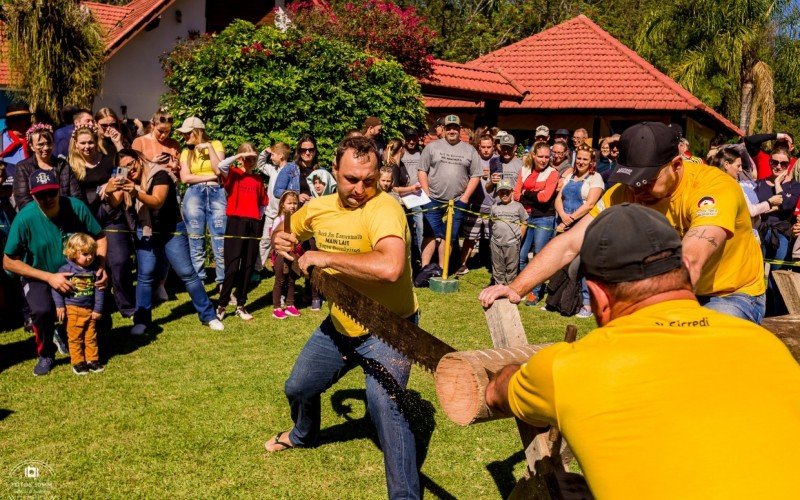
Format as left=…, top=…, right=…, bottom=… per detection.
left=300, top=147, right=316, bottom=154
left=33, top=190, right=58, bottom=201
left=157, top=116, right=174, bottom=124
left=770, top=159, right=790, bottom=169
left=99, top=123, right=118, bottom=129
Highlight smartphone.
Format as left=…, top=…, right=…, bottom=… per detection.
left=115, top=167, right=129, bottom=179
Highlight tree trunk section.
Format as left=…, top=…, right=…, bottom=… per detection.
left=740, top=80, right=755, bottom=134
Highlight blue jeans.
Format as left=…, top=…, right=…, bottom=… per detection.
left=410, top=207, right=424, bottom=260
left=697, top=293, right=766, bottom=324
left=422, top=199, right=467, bottom=243
left=134, top=221, right=216, bottom=325
left=285, top=315, right=421, bottom=499
left=519, top=215, right=555, bottom=298
left=182, top=183, right=227, bottom=284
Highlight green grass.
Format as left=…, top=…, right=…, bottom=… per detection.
left=0, top=269, right=593, bottom=498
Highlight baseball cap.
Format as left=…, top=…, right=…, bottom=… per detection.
left=176, top=116, right=205, bottom=134
left=29, top=169, right=59, bottom=195
left=402, top=127, right=419, bottom=138
left=496, top=179, right=514, bottom=192
left=499, top=134, right=516, bottom=147
left=363, top=116, right=382, bottom=129
left=570, top=203, right=682, bottom=283
left=444, top=115, right=461, bottom=127
left=608, top=122, right=680, bottom=187
left=535, top=125, right=549, bottom=138
left=555, top=128, right=569, bottom=136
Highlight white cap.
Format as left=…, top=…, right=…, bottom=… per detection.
left=176, top=116, right=205, bottom=134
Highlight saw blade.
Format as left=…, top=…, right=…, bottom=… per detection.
left=311, top=267, right=456, bottom=373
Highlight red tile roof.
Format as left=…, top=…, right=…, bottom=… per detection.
left=0, top=0, right=175, bottom=87
left=426, top=15, right=742, bottom=135
left=419, top=59, right=527, bottom=103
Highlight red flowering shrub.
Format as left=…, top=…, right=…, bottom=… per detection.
left=287, top=0, right=436, bottom=78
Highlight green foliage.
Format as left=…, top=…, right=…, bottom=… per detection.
left=160, top=21, right=426, bottom=159
left=2, top=0, right=105, bottom=123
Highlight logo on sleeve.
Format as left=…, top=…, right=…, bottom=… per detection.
left=695, top=196, right=718, bottom=217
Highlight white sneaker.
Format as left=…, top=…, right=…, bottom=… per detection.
left=235, top=306, right=253, bottom=321
left=207, top=319, right=225, bottom=331
left=229, top=295, right=238, bottom=307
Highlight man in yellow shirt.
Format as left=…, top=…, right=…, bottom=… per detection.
left=486, top=204, right=800, bottom=498
left=265, top=136, right=421, bottom=499
left=480, top=121, right=766, bottom=323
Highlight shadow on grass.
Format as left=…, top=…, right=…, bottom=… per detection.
left=0, top=336, right=36, bottom=374
left=321, top=388, right=455, bottom=500
left=0, top=409, right=13, bottom=421
left=487, top=449, right=526, bottom=498
left=97, top=323, right=161, bottom=364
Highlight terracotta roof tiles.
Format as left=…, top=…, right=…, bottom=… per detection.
left=426, top=15, right=742, bottom=134
left=419, top=59, right=526, bottom=102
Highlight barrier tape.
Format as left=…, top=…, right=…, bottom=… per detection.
left=452, top=205, right=557, bottom=232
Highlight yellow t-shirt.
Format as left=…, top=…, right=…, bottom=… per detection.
left=291, top=191, right=418, bottom=337
left=179, top=140, right=224, bottom=176
left=590, top=161, right=765, bottom=296
left=508, top=300, right=800, bottom=499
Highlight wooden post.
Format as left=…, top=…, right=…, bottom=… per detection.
left=762, top=315, right=800, bottom=362
left=772, top=271, right=800, bottom=314
left=442, top=199, right=455, bottom=280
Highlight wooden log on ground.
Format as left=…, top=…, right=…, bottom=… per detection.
left=435, top=344, right=550, bottom=426
left=762, top=315, right=800, bottom=363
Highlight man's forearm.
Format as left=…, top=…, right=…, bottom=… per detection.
left=460, top=177, right=480, bottom=201
left=418, top=171, right=430, bottom=195
left=3, top=254, right=51, bottom=282
left=485, top=364, right=521, bottom=417
left=317, top=248, right=404, bottom=283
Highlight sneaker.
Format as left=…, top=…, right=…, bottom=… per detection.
left=273, top=308, right=287, bottom=320
left=576, top=307, right=593, bottom=319
left=524, top=292, right=539, bottom=306
left=86, top=361, right=105, bottom=373
left=53, top=329, right=69, bottom=356
left=207, top=319, right=225, bottom=331
left=540, top=305, right=549, bottom=312
left=33, top=356, right=55, bottom=376
left=311, top=299, right=322, bottom=311
left=72, top=362, right=90, bottom=376
left=216, top=305, right=227, bottom=321
left=284, top=305, right=301, bottom=317
left=130, top=324, right=148, bottom=336
left=235, top=306, right=254, bottom=321
left=229, top=295, right=238, bottom=307
left=455, top=265, right=469, bottom=276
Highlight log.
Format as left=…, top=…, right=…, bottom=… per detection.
left=484, top=299, right=528, bottom=348
left=762, top=315, right=800, bottom=363
left=772, top=271, right=800, bottom=314
left=435, top=344, right=550, bottom=426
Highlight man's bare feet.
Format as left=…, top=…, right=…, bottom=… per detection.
left=264, top=431, right=295, bottom=452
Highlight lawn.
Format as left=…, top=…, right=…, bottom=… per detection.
left=0, top=269, right=594, bottom=498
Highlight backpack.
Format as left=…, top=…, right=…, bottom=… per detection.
left=544, top=267, right=583, bottom=316
left=414, top=263, right=442, bottom=288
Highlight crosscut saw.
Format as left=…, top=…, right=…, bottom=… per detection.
left=310, top=267, right=456, bottom=373
left=282, top=210, right=455, bottom=373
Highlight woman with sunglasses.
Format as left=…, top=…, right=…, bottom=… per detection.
left=69, top=124, right=137, bottom=317
left=754, top=147, right=800, bottom=314
left=13, top=123, right=82, bottom=209
left=95, top=107, right=131, bottom=158
left=176, top=116, right=226, bottom=287
left=115, top=150, right=223, bottom=334
left=273, top=135, right=319, bottom=205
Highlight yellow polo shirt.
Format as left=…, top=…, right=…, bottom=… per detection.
left=291, top=191, right=418, bottom=337
left=590, top=161, right=765, bottom=297
left=508, top=300, right=800, bottom=499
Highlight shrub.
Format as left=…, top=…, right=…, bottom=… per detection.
left=160, top=21, right=426, bottom=160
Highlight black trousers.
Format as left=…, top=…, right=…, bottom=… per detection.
left=22, top=279, right=57, bottom=358
left=219, top=216, right=263, bottom=307
left=104, top=222, right=136, bottom=316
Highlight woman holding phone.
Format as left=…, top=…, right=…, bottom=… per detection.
left=131, top=109, right=180, bottom=173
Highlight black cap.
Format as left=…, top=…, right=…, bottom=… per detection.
left=403, top=127, right=419, bottom=138
left=555, top=128, right=569, bottom=136
left=570, top=203, right=682, bottom=283
left=608, top=122, right=680, bottom=187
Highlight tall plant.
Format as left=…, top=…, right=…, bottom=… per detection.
left=635, top=0, right=800, bottom=134
left=3, top=0, right=105, bottom=122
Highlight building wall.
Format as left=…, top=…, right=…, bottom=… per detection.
left=93, top=0, right=206, bottom=120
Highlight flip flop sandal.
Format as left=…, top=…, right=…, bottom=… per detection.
left=265, top=432, right=295, bottom=452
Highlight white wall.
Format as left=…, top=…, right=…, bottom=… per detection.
left=93, top=0, right=205, bottom=120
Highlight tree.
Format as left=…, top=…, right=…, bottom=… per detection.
left=287, top=0, right=437, bottom=78
left=635, top=0, right=800, bottom=134
left=161, top=20, right=426, bottom=160
left=2, top=0, right=105, bottom=122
